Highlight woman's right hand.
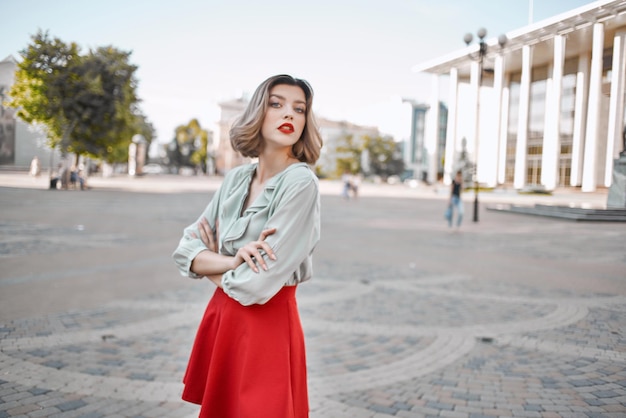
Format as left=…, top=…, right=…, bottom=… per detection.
left=190, top=217, right=218, bottom=253
left=233, top=228, right=277, bottom=273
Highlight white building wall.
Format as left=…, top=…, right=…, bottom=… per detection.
left=443, top=68, right=459, bottom=184
left=571, top=55, right=590, bottom=187
left=424, top=74, right=440, bottom=184
left=492, top=54, right=506, bottom=187
left=497, top=69, right=510, bottom=185
left=596, top=94, right=611, bottom=185
left=605, top=30, right=626, bottom=186
left=514, top=45, right=533, bottom=189
left=15, top=121, right=61, bottom=170
left=477, top=86, right=498, bottom=187
left=582, top=23, right=606, bottom=192
left=469, top=61, right=480, bottom=177
left=1, top=55, right=61, bottom=171
left=541, top=35, right=566, bottom=191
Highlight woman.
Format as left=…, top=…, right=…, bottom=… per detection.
left=172, top=74, right=323, bottom=418
left=447, top=170, right=464, bottom=228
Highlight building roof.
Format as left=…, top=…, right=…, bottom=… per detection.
left=412, top=0, right=626, bottom=78
left=0, top=55, right=18, bottom=66
left=316, top=116, right=379, bottom=133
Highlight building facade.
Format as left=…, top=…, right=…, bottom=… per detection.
left=413, top=0, right=626, bottom=192
left=315, top=117, right=380, bottom=177
left=404, top=100, right=448, bottom=183
left=214, top=97, right=249, bottom=175
left=214, top=98, right=379, bottom=177
left=0, top=55, right=61, bottom=171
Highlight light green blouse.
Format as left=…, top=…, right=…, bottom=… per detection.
left=172, top=162, right=320, bottom=306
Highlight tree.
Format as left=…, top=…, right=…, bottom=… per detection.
left=67, top=46, right=141, bottom=163
left=334, top=133, right=404, bottom=178
left=6, top=30, right=149, bottom=164
left=166, top=118, right=209, bottom=173
left=335, top=134, right=362, bottom=177
left=7, top=31, right=81, bottom=149
left=362, top=135, right=405, bottom=178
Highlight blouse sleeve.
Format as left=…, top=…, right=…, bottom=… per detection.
left=172, top=185, right=223, bottom=279
left=221, top=177, right=320, bottom=306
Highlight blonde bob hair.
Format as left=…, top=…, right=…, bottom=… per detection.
left=230, top=74, right=323, bottom=164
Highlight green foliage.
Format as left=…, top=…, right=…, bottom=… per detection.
left=334, top=133, right=404, bottom=178
left=334, top=134, right=362, bottom=177
left=133, top=114, right=156, bottom=145
left=6, top=30, right=150, bottom=163
left=70, top=46, right=141, bottom=162
left=167, top=118, right=209, bottom=172
left=362, top=135, right=405, bottom=177
left=7, top=31, right=81, bottom=146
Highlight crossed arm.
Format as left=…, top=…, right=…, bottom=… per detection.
left=188, top=217, right=277, bottom=288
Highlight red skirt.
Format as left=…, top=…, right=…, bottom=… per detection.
left=182, top=285, right=308, bottom=418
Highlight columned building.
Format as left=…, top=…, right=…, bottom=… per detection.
left=413, top=0, right=626, bottom=192
left=403, top=100, right=449, bottom=183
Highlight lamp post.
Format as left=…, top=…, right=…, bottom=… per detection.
left=463, top=28, right=507, bottom=222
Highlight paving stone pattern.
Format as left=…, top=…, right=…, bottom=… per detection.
left=1, top=175, right=625, bottom=417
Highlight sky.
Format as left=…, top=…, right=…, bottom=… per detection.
left=1, top=0, right=595, bottom=148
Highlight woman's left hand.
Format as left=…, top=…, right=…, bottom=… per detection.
left=233, top=228, right=277, bottom=273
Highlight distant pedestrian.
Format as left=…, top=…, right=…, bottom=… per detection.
left=172, top=74, right=322, bottom=418
left=49, top=163, right=63, bottom=189
left=70, top=165, right=86, bottom=190
left=350, top=173, right=361, bottom=199
left=446, top=170, right=464, bottom=228
left=29, top=156, right=40, bottom=177
left=341, top=170, right=352, bottom=199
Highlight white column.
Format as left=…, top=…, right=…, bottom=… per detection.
left=469, top=60, right=480, bottom=184
left=541, top=35, right=566, bottom=190
left=425, top=73, right=440, bottom=184
left=582, top=22, right=605, bottom=192
left=491, top=54, right=506, bottom=187
left=514, top=45, right=532, bottom=189
left=443, top=67, right=459, bottom=185
left=605, top=30, right=626, bottom=186
left=497, top=72, right=510, bottom=185
left=570, top=54, right=589, bottom=187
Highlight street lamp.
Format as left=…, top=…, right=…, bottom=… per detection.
left=463, top=28, right=507, bottom=222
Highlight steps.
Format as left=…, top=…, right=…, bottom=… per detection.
left=487, top=204, right=626, bottom=222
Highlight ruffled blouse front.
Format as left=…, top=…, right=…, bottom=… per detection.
left=172, top=162, right=320, bottom=306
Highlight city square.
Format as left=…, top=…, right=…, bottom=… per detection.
left=1, top=173, right=625, bottom=417
left=2, top=1, right=626, bottom=416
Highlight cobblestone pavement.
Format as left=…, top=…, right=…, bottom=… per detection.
left=1, top=173, right=625, bottom=417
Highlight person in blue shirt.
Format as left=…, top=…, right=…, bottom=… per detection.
left=447, top=170, right=464, bottom=228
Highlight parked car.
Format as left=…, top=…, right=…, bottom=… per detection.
left=142, top=164, right=165, bottom=174
left=387, top=175, right=401, bottom=185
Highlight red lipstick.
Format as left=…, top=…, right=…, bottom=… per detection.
left=278, top=123, right=294, bottom=133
